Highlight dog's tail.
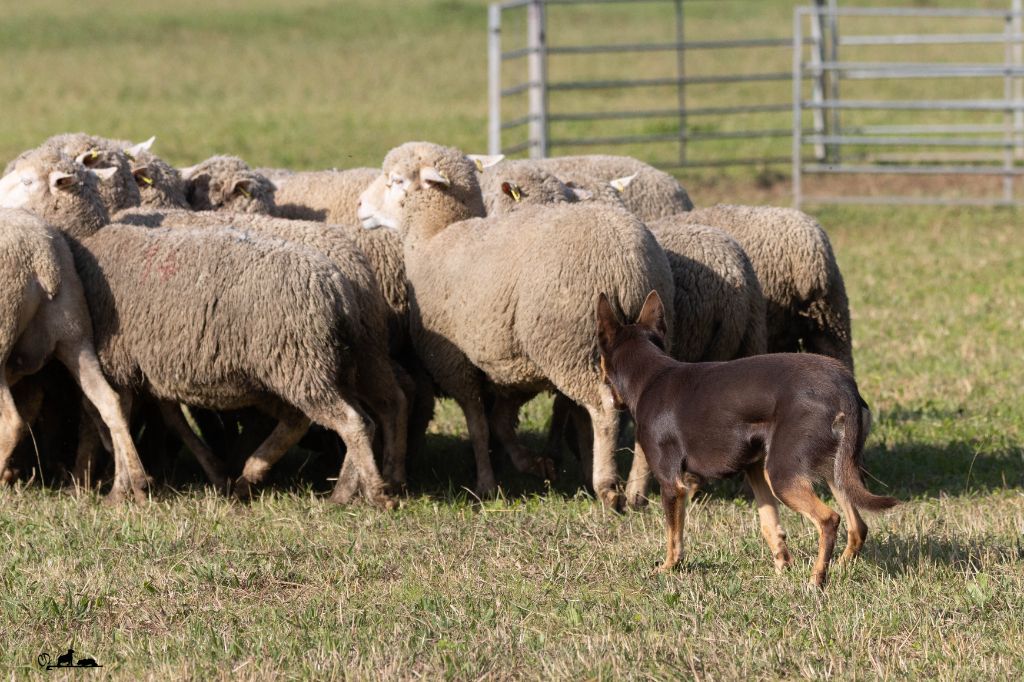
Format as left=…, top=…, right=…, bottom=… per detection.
left=833, top=393, right=898, bottom=512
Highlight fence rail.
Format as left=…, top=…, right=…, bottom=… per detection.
left=792, top=2, right=1024, bottom=208
left=488, top=0, right=832, bottom=167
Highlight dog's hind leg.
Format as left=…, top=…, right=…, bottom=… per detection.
left=746, top=463, right=793, bottom=571
left=770, top=472, right=840, bottom=589
left=828, top=482, right=867, bottom=563
left=654, top=473, right=700, bottom=574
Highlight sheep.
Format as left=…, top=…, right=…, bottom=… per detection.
left=675, top=204, right=854, bottom=372
left=262, top=167, right=381, bottom=224
left=530, top=155, right=694, bottom=222
left=0, top=148, right=395, bottom=507
left=5, top=133, right=143, bottom=215
left=115, top=207, right=410, bottom=487
left=482, top=164, right=767, bottom=506
left=179, top=155, right=276, bottom=214
left=125, top=147, right=190, bottom=210
left=0, top=206, right=149, bottom=502
left=357, top=142, right=674, bottom=508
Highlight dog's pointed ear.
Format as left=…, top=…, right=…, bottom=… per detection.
left=636, top=290, right=667, bottom=342
left=596, top=292, right=621, bottom=352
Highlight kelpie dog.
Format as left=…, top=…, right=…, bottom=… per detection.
left=596, top=290, right=897, bottom=588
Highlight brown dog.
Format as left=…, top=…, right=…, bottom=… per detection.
left=596, top=290, right=897, bottom=588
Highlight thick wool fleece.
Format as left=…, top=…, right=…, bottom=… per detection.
left=479, top=160, right=577, bottom=215
left=268, top=167, right=380, bottom=224
left=645, top=219, right=766, bottom=361
left=114, top=208, right=385, bottom=352
left=0, top=210, right=63, bottom=361
left=391, top=143, right=674, bottom=408
left=3, top=148, right=110, bottom=240
left=6, top=133, right=141, bottom=214
left=73, top=225, right=357, bottom=416
left=184, top=156, right=276, bottom=214
left=533, top=155, right=694, bottom=221
left=677, top=204, right=854, bottom=371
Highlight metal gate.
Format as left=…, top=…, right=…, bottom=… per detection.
left=487, top=0, right=835, bottom=170
left=792, top=3, right=1024, bottom=207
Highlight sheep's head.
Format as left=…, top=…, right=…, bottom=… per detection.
left=357, top=142, right=488, bottom=234
left=180, top=155, right=275, bottom=214
left=0, top=148, right=113, bottom=238
left=480, top=161, right=590, bottom=216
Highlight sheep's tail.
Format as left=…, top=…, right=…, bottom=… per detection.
left=832, top=393, right=897, bottom=512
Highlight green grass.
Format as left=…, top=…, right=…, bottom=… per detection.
left=1, top=1, right=1023, bottom=679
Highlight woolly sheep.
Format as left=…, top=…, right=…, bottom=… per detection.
left=0, top=150, right=395, bottom=507
left=5, top=133, right=143, bottom=215
left=179, top=155, right=276, bottom=214
left=676, top=204, right=854, bottom=372
left=116, top=207, right=410, bottom=486
left=478, top=159, right=586, bottom=215
left=126, top=146, right=190, bottom=210
left=0, top=206, right=149, bottom=502
left=264, top=167, right=380, bottom=223
left=357, top=142, right=674, bottom=508
left=483, top=164, right=767, bottom=505
left=531, top=155, right=694, bottom=221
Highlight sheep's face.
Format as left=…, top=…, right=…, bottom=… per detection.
left=358, top=166, right=447, bottom=231
left=0, top=163, right=86, bottom=209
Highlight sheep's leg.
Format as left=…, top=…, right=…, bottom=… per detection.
left=56, top=344, right=149, bottom=504
left=233, top=410, right=310, bottom=500
left=490, top=393, right=556, bottom=481
left=72, top=413, right=103, bottom=491
left=625, top=441, right=652, bottom=510
left=156, top=401, right=228, bottom=491
left=356, top=356, right=409, bottom=490
left=406, top=365, right=436, bottom=459
left=1, top=380, right=45, bottom=484
left=545, top=393, right=572, bottom=459
left=460, top=396, right=497, bottom=499
left=586, top=384, right=623, bottom=511
left=309, top=397, right=395, bottom=509
left=0, top=379, right=26, bottom=483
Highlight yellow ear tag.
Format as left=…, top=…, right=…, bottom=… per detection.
left=88, top=149, right=99, bottom=160
left=610, top=179, right=627, bottom=193
left=474, top=158, right=484, bottom=172
left=238, top=186, right=252, bottom=198
left=140, top=175, right=154, bottom=185
left=510, top=184, right=522, bottom=202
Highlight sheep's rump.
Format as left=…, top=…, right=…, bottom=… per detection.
left=73, top=224, right=357, bottom=412
left=410, top=202, right=673, bottom=403
left=0, top=211, right=63, bottom=354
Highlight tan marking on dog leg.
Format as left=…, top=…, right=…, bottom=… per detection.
left=746, top=464, right=793, bottom=571
left=775, top=477, right=840, bottom=589
left=828, top=482, right=868, bottom=563
left=654, top=486, right=684, bottom=573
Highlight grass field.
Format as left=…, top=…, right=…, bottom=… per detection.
left=1, top=1, right=1023, bottom=679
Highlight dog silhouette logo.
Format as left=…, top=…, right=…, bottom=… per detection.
left=37, top=647, right=102, bottom=671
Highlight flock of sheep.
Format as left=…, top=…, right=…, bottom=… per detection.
left=0, top=134, right=853, bottom=510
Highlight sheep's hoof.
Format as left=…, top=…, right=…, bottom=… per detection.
left=232, top=477, right=257, bottom=501
left=598, top=488, right=625, bottom=513
left=537, top=457, right=558, bottom=482
left=626, top=492, right=649, bottom=511
left=103, top=487, right=126, bottom=505
left=328, top=486, right=356, bottom=506
left=371, top=493, right=399, bottom=511
left=474, top=477, right=498, bottom=500
left=1, top=467, right=17, bottom=485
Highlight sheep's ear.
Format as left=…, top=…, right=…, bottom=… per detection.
left=90, top=166, right=119, bottom=183
left=500, top=181, right=522, bottom=202
left=75, top=149, right=105, bottom=168
left=132, top=166, right=154, bottom=186
left=467, top=154, right=504, bottom=172
left=610, top=172, right=639, bottom=193
left=596, top=292, right=621, bottom=353
left=49, top=171, right=79, bottom=192
left=125, top=136, right=156, bottom=160
left=178, top=164, right=200, bottom=181
left=420, top=166, right=450, bottom=189
left=232, top=178, right=256, bottom=198
left=568, top=187, right=593, bottom=202
left=635, top=290, right=667, bottom=342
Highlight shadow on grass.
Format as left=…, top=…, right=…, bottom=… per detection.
left=864, top=441, right=1024, bottom=499
left=867, top=531, right=1024, bottom=576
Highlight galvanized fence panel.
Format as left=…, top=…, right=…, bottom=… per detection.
left=793, top=2, right=1024, bottom=207
left=487, top=0, right=831, bottom=168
